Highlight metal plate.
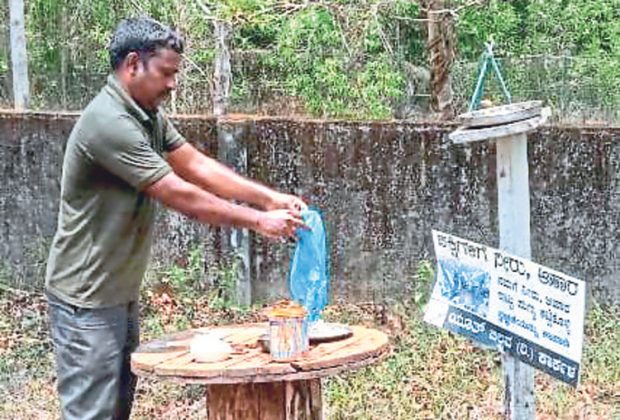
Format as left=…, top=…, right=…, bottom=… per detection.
left=308, top=322, right=353, bottom=343
left=458, top=101, right=543, bottom=128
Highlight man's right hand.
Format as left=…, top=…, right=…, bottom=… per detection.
left=255, top=209, right=307, bottom=240
left=144, top=173, right=309, bottom=239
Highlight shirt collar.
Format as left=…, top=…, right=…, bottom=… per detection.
left=105, top=74, right=156, bottom=124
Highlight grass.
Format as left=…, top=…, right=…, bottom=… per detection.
left=0, top=265, right=618, bottom=419
left=321, top=301, right=619, bottom=419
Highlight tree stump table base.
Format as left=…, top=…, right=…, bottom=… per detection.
left=207, top=379, right=322, bottom=420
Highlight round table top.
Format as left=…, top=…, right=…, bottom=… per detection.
left=131, top=323, right=389, bottom=384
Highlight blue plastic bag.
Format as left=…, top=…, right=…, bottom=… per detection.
left=288, top=208, right=329, bottom=323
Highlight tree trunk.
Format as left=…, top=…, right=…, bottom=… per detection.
left=425, top=0, right=455, bottom=119
left=212, top=21, right=251, bottom=306
left=0, top=4, right=12, bottom=102
left=216, top=119, right=252, bottom=307
left=59, top=0, right=68, bottom=109
left=207, top=379, right=323, bottom=420
left=9, top=0, right=29, bottom=109
left=213, top=21, right=232, bottom=117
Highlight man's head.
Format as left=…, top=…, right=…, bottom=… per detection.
left=109, top=17, right=184, bottom=111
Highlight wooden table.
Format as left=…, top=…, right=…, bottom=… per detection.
left=131, top=323, right=389, bottom=419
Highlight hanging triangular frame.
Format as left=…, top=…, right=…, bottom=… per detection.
left=468, top=42, right=512, bottom=112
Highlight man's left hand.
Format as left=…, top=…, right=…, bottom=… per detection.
left=265, top=192, right=308, bottom=213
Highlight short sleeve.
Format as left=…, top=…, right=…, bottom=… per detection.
left=162, top=114, right=186, bottom=152
left=83, top=116, right=172, bottom=191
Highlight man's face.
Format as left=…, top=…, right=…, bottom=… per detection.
left=128, top=48, right=181, bottom=111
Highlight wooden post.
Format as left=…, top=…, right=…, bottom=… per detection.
left=496, top=133, right=536, bottom=419
left=206, top=380, right=323, bottom=420
left=449, top=103, right=548, bottom=419
left=212, top=20, right=251, bottom=306
left=9, top=0, right=29, bottom=109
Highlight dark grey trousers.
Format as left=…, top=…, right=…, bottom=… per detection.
left=47, top=293, right=140, bottom=420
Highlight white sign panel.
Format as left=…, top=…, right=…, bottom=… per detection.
left=424, top=230, right=586, bottom=386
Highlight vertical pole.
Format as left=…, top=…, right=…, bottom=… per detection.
left=212, top=20, right=231, bottom=118
left=9, top=0, right=29, bottom=110
left=217, top=122, right=252, bottom=307
left=212, top=21, right=251, bottom=306
left=496, top=133, right=536, bottom=419
left=59, top=0, right=68, bottom=109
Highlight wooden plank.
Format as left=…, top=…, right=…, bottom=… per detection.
left=131, top=350, right=188, bottom=373
left=300, top=335, right=365, bottom=363
left=224, top=325, right=265, bottom=345
left=449, top=109, right=549, bottom=144
left=153, top=353, right=196, bottom=376
left=155, top=352, right=247, bottom=377
left=291, top=327, right=389, bottom=371
left=194, top=323, right=266, bottom=343
left=295, top=327, right=385, bottom=364
left=458, top=101, right=542, bottom=128
left=165, top=352, right=389, bottom=384
left=220, top=352, right=297, bottom=378
left=155, top=347, right=296, bottom=379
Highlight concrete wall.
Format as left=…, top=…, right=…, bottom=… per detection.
left=0, top=111, right=617, bottom=305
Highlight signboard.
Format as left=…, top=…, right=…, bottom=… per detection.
left=424, top=230, right=586, bottom=386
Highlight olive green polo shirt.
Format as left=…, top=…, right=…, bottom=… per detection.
left=45, top=75, right=185, bottom=308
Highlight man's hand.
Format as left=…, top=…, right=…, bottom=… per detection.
left=255, top=209, right=307, bottom=240
left=265, top=192, right=308, bottom=212
left=168, top=144, right=308, bottom=213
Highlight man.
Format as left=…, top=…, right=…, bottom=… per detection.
left=45, top=17, right=306, bottom=420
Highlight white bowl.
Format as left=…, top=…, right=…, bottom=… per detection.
left=189, top=333, right=233, bottom=363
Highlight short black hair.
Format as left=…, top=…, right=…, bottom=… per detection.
left=108, top=17, right=184, bottom=70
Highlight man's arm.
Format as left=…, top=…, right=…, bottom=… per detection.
left=166, top=143, right=305, bottom=211
left=144, top=172, right=304, bottom=239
